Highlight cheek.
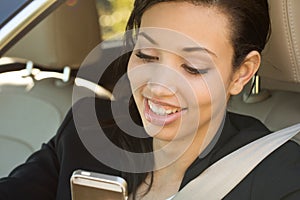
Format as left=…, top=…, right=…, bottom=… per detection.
left=193, top=82, right=211, bottom=112
left=127, top=56, right=146, bottom=95
left=212, top=60, right=235, bottom=97
left=127, top=56, right=137, bottom=81
left=217, top=70, right=235, bottom=99
left=189, top=79, right=207, bottom=96
left=189, top=69, right=229, bottom=112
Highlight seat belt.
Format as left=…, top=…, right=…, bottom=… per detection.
left=172, top=123, right=300, bottom=200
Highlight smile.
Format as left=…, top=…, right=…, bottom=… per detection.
left=148, top=100, right=180, bottom=115
left=144, top=99, right=187, bottom=126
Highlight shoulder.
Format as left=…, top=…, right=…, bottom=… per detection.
left=71, top=97, right=113, bottom=119
left=227, top=112, right=269, bottom=133
left=220, top=112, right=271, bottom=152
left=56, top=97, right=113, bottom=138
left=251, top=140, right=300, bottom=199
left=225, top=113, right=300, bottom=198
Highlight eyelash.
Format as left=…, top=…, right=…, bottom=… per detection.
left=181, top=64, right=208, bottom=75
left=135, top=51, right=158, bottom=62
left=135, top=51, right=208, bottom=75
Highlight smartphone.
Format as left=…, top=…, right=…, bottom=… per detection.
left=70, top=169, right=128, bottom=200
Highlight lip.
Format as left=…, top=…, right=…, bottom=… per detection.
left=143, top=98, right=187, bottom=126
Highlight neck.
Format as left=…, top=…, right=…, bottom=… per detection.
left=152, top=123, right=209, bottom=177
left=151, top=110, right=226, bottom=182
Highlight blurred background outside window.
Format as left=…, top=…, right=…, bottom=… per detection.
left=96, top=0, right=133, bottom=40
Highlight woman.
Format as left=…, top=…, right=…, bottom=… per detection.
left=1, top=0, right=300, bottom=199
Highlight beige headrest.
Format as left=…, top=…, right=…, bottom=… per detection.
left=4, top=0, right=101, bottom=69
left=259, top=0, right=300, bottom=92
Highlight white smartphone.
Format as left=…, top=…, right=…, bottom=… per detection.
left=70, top=170, right=128, bottom=200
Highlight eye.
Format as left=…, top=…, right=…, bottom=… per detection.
left=135, top=51, right=159, bottom=63
left=181, top=64, right=208, bottom=75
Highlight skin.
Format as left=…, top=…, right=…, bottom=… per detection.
left=127, top=2, right=261, bottom=199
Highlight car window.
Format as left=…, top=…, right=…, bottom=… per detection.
left=96, top=0, right=133, bottom=40
left=0, top=0, right=63, bottom=56
left=0, top=0, right=30, bottom=28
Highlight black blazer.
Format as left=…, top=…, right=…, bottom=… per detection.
left=1, top=98, right=300, bottom=200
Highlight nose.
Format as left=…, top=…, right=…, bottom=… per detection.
left=146, top=81, right=176, bottom=97
left=145, top=52, right=181, bottom=97
left=147, top=63, right=178, bottom=97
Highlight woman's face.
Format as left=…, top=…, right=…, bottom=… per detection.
left=127, top=2, right=240, bottom=144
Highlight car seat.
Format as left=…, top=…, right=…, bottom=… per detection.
left=228, top=0, right=300, bottom=143
left=0, top=0, right=101, bottom=177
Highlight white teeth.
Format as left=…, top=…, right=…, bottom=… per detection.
left=148, top=100, right=179, bottom=116
left=166, top=110, right=172, bottom=115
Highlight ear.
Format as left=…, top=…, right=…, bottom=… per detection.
left=229, top=51, right=261, bottom=95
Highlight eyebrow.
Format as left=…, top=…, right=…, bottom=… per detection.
left=137, top=32, right=158, bottom=45
left=182, top=47, right=217, bottom=58
left=137, top=32, right=217, bottom=57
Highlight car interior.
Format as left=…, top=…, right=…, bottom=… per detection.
left=0, top=0, right=299, bottom=179
left=228, top=0, right=300, bottom=142
left=0, top=0, right=112, bottom=177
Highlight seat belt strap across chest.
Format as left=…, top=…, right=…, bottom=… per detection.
left=173, top=123, right=300, bottom=200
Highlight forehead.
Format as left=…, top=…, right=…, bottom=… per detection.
left=139, top=2, right=233, bottom=58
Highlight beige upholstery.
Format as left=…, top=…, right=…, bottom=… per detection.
left=228, top=0, right=300, bottom=143
left=0, top=0, right=102, bottom=177
left=0, top=77, right=73, bottom=177
left=4, top=0, right=101, bottom=69
left=259, top=0, right=300, bottom=92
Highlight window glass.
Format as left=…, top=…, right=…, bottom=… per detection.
left=96, top=0, right=133, bottom=40
left=0, top=0, right=32, bottom=28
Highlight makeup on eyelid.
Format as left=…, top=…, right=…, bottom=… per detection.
left=135, top=50, right=212, bottom=75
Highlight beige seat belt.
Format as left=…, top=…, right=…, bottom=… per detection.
left=173, top=123, right=300, bottom=200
